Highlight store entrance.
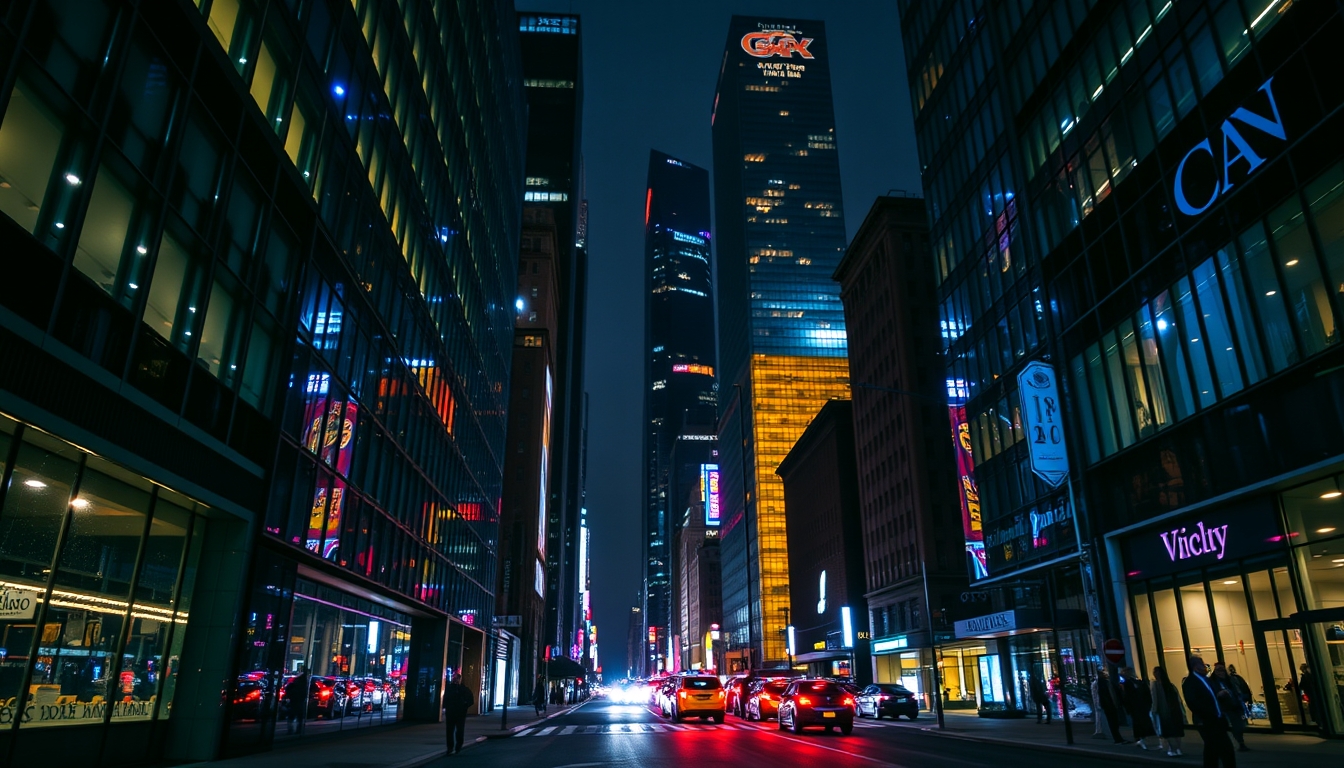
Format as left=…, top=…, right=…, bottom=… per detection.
left=1256, top=618, right=1308, bottom=729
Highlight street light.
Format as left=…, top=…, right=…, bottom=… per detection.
left=780, top=606, right=794, bottom=669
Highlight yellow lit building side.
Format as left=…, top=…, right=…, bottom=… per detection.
left=748, top=353, right=850, bottom=662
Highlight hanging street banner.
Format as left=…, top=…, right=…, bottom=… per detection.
left=1017, top=361, right=1070, bottom=487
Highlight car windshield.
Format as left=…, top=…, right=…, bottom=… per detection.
left=878, top=684, right=910, bottom=694
left=804, top=681, right=843, bottom=694
left=683, top=677, right=721, bottom=690
left=764, top=680, right=790, bottom=693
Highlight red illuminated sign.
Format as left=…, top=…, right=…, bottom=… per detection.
left=741, top=31, right=814, bottom=59
left=672, top=363, right=714, bottom=376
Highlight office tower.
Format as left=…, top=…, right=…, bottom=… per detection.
left=902, top=0, right=1344, bottom=731
left=496, top=207, right=562, bottom=702
left=834, top=195, right=967, bottom=693
left=712, top=16, right=850, bottom=667
left=778, top=400, right=870, bottom=685
left=0, top=0, right=526, bottom=763
left=642, top=150, right=717, bottom=671
left=517, top=11, right=588, bottom=665
left=675, top=462, right=724, bottom=672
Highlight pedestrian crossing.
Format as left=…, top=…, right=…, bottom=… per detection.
left=513, top=718, right=895, bottom=737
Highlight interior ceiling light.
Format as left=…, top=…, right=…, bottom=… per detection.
left=1318, top=527, right=1338, bottom=534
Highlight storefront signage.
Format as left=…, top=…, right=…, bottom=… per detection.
left=1017, top=362, right=1069, bottom=487
left=872, top=636, right=909, bottom=653
left=1173, top=77, right=1287, bottom=217
left=983, top=494, right=1076, bottom=575
left=1119, top=498, right=1283, bottom=581
left=954, top=610, right=1017, bottom=639
left=0, top=587, right=39, bottom=620
left=741, top=30, right=814, bottom=59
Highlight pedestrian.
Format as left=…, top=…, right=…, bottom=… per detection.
left=1096, top=667, right=1129, bottom=744
left=532, top=674, right=547, bottom=716
left=1211, top=661, right=1250, bottom=752
left=1030, top=672, right=1052, bottom=723
left=1181, top=654, right=1236, bottom=768
left=1120, top=667, right=1157, bottom=749
left=1226, top=665, right=1253, bottom=721
left=284, top=666, right=309, bottom=735
left=1295, top=663, right=1323, bottom=730
left=1049, top=672, right=1063, bottom=719
left=1151, top=666, right=1186, bottom=757
left=443, top=671, right=474, bottom=756
left=1091, top=675, right=1111, bottom=739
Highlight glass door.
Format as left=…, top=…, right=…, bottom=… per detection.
left=1258, top=620, right=1307, bottom=727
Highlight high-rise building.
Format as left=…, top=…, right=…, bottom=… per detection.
left=712, top=16, right=851, bottom=666
left=0, top=0, right=526, bottom=763
left=668, top=432, right=720, bottom=670
left=833, top=195, right=967, bottom=695
left=642, top=150, right=717, bottom=671
left=496, top=207, right=562, bottom=703
left=902, top=0, right=1344, bottom=733
left=517, top=11, right=588, bottom=667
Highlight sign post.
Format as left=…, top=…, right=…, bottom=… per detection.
left=1103, top=639, right=1126, bottom=667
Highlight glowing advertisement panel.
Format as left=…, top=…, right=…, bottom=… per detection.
left=701, top=463, right=721, bottom=526
left=303, top=391, right=358, bottom=559
left=949, top=406, right=987, bottom=580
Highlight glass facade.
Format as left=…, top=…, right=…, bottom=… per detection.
left=713, top=15, right=851, bottom=665
left=0, top=412, right=208, bottom=730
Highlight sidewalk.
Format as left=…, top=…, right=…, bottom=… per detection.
left=900, top=710, right=1344, bottom=766
left=181, top=702, right=583, bottom=768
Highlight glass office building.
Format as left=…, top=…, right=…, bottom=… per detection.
left=902, top=0, right=1343, bottom=733
left=0, top=0, right=526, bottom=763
left=712, top=16, right=850, bottom=666
left=643, top=150, right=717, bottom=672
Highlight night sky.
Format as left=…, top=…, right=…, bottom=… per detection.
left=518, top=0, right=921, bottom=672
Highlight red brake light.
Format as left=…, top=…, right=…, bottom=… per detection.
left=879, top=695, right=889, bottom=701
left=319, top=689, right=332, bottom=699
left=798, top=695, right=812, bottom=706
left=842, top=695, right=856, bottom=708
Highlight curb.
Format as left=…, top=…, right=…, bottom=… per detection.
left=911, top=725, right=1183, bottom=766
left=392, top=701, right=587, bottom=768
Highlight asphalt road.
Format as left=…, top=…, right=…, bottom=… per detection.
left=427, top=697, right=1129, bottom=768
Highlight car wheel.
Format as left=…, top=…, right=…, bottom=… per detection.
left=841, top=723, right=853, bottom=736
left=714, top=714, right=725, bottom=725
left=672, top=707, right=682, bottom=723
left=908, top=711, right=919, bottom=720
left=792, top=715, right=805, bottom=734
left=778, top=714, right=787, bottom=731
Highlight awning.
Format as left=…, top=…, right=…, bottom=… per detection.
left=793, top=650, right=849, bottom=663
left=546, top=657, right=587, bottom=679
left=952, top=608, right=1087, bottom=639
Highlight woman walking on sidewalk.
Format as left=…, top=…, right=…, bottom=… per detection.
left=532, top=674, right=547, bottom=716
left=1121, top=667, right=1158, bottom=749
left=1151, top=666, right=1186, bottom=757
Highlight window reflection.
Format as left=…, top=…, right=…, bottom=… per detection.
left=0, top=81, right=65, bottom=234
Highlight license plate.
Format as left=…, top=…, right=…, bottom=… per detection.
left=694, top=695, right=710, bottom=700
left=823, top=712, right=836, bottom=718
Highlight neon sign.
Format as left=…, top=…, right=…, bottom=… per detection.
left=702, top=464, right=721, bottom=526
left=741, top=31, right=814, bottom=59
left=1173, top=77, right=1286, bottom=217
left=1160, top=521, right=1229, bottom=562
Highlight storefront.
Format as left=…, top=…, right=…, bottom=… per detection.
left=1109, top=478, right=1344, bottom=736
left=871, top=636, right=936, bottom=712
left=948, top=607, right=1094, bottom=718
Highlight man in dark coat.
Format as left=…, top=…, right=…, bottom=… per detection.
left=1182, top=654, right=1236, bottom=768
left=1029, top=672, right=1051, bottom=723
left=1096, top=667, right=1128, bottom=743
left=443, top=672, right=474, bottom=755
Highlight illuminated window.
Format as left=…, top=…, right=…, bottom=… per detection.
left=524, top=191, right=568, bottom=202
left=779, top=110, right=790, bottom=116
left=523, top=78, right=574, bottom=88
left=745, top=84, right=781, bottom=92
left=764, top=189, right=784, bottom=198
left=525, top=177, right=550, bottom=186
left=788, top=183, right=801, bottom=190
left=744, top=153, right=766, bottom=162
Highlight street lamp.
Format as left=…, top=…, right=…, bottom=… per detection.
left=780, top=606, right=794, bottom=669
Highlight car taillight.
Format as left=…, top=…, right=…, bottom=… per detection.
left=879, top=695, right=889, bottom=701
left=841, top=695, right=856, bottom=708
left=798, top=696, right=812, bottom=707
left=717, top=690, right=726, bottom=699
left=319, top=689, right=332, bottom=699
left=247, top=690, right=261, bottom=701
left=763, top=693, right=776, bottom=701
left=678, top=690, right=688, bottom=699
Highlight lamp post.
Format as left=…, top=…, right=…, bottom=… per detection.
left=780, top=607, right=793, bottom=669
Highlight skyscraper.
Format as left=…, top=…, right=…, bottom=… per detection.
left=643, top=150, right=717, bottom=671
left=517, top=12, right=587, bottom=664
left=902, top=0, right=1344, bottom=733
left=712, top=17, right=850, bottom=667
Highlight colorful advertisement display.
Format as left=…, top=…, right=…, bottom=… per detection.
left=303, top=392, right=358, bottom=559
left=701, top=463, right=721, bottom=527
left=949, top=406, right=988, bottom=579
left=672, top=363, right=715, bottom=376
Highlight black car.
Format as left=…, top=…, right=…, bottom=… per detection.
left=856, top=683, right=919, bottom=720
left=778, top=679, right=856, bottom=735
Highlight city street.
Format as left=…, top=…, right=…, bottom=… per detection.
left=429, top=698, right=1127, bottom=768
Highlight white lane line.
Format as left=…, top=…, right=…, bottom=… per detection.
left=558, top=725, right=578, bottom=735
left=745, top=724, right=909, bottom=767
left=512, top=728, right=534, bottom=738
left=533, top=726, right=557, bottom=736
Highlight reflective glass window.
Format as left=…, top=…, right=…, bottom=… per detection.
left=207, top=0, right=260, bottom=76
left=73, top=163, right=156, bottom=306
left=0, top=80, right=66, bottom=235
left=1268, top=197, right=1334, bottom=357
left=1085, top=341, right=1120, bottom=456
left=1217, top=246, right=1268, bottom=384
left=1174, top=277, right=1217, bottom=408
left=1191, top=258, right=1244, bottom=397
left=1145, top=64, right=1176, bottom=139
left=1135, top=304, right=1173, bottom=432
left=1188, top=24, right=1223, bottom=98
left=198, top=276, right=248, bottom=385
left=144, top=229, right=208, bottom=351
left=106, top=32, right=180, bottom=174
left=1103, top=329, right=1137, bottom=448
left=240, top=316, right=278, bottom=412
left=1152, top=290, right=1195, bottom=420
left=23, top=0, right=118, bottom=106
left=1070, top=353, right=1102, bottom=463
left=1305, top=165, right=1344, bottom=332
left=0, top=429, right=82, bottom=586
left=170, top=109, right=227, bottom=235
left=1238, top=222, right=1297, bottom=372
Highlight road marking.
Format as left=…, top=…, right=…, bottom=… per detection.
left=513, top=728, right=534, bottom=737
left=533, top=726, right=557, bottom=736
left=558, top=725, right=578, bottom=735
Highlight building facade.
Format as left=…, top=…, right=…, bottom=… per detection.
left=902, top=0, right=1344, bottom=732
left=712, top=16, right=851, bottom=668
left=642, top=150, right=717, bottom=672
left=777, top=400, right=870, bottom=685
left=495, top=207, right=561, bottom=705
left=0, top=0, right=526, bottom=763
left=517, top=11, right=588, bottom=666
left=834, top=195, right=969, bottom=708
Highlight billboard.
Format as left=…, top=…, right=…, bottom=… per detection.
left=701, top=463, right=721, bottom=526
left=949, top=406, right=988, bottom=580
left=303, top=394, right=358, bottom=560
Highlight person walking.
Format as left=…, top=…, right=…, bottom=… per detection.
left=1091, top=675, right=1111, bottom=739
left=1295, top=663, right=1324, bottom=731
left=443, top=672, right=474, bottom=756
left=1030, top=672, right=1052, bottom=723
left=1097, top=667, right=1129, bottom=744
left=1151, top=666, right=1186, bottom=757
left=1226, top=665, right=1253, bottom=722
left=1212, top=662, right=1250, bottom=752
left=1182, top=654, right=1236, bottom=768
left=284, top=666, right=309, bottom=735
left=1121, top=667, right=1157, bottom=749
left=531, top=674, right=547, bottom=716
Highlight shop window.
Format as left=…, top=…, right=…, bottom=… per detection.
left=1216, top=246, right=1268, bottom=384
left=1270, top=197, right=1335, bottom=356
left=1239, top=221, right=1297, bottom=371
left=1133, top=592, right=1160, bottom=679
left=1208, top=576, right=1263, bottom=715
left=143, top=228, right=209, bottom=352
left=143, top=496, right=205, bottom=721
left=1247, top=569, right=1280, bottom=620
left=1151, top=586, right=1188, bottom=675
left=1305, top=165, right=1344, bottom=328
left=0, top=428, right=83, bottom=586
left=169, top=108, right=227, bottom=236
left=1152, top=290, right=1195, bottom=420
left=1174, top=277, right=1217, bottom=408
left=1191, top=259, right=1244, bottom=397
left=0, top=80, right=65, bottom=234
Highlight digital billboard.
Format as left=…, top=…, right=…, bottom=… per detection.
left=949, top=405, right=987, bottom=579
left=701, top=463, right=721, bottom=527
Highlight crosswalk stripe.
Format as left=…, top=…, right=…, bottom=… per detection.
left=512, top=728, right=534, bottom=737
left=533, top=726, right=557, bottom=736
left=558, top=725, right=577, bottom=735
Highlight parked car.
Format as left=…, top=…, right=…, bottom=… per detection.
left=743, top=677, right=791, bottom=721
left=230, top=673, right=271, bottom=720
left=727, top=668, right=805, bottom=717
left=856, top=683, right=919, bottom=720
left=308, top=676, right=350, bottom=718
left=778, top=679, right=856, bottom=735
left=655, top=676, right=680, bottom=716
left=667, top=675, right=726, bottom=723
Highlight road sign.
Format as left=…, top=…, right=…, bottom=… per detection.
left=1103, top=638, right=1126, bottom=665
left=1017, top=361, right=1070, bottom=487
left=493, top=615, right=522, bottom=629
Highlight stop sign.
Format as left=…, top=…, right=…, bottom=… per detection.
left=1103, top=639, right=1126, bottom=665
